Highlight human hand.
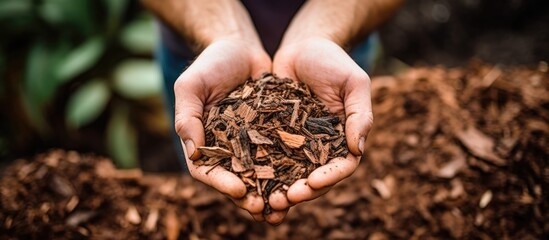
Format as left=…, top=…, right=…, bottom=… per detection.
left=269, top=37, right=373, bottom=218
left=174, top=38, right=273, bottom=222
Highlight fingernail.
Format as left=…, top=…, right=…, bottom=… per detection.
left=358, top=137, right=365, bottom=155
left=184, top=140, right=199, bottom=160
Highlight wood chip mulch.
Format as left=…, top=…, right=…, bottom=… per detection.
left=1, top=63, right=547, bottom=239
left=195, top=75, right=347, bottom=211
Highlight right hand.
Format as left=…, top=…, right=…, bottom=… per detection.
left=269, top=37, right=373, bottom=222
left=173, top=37, right=274, bottom=222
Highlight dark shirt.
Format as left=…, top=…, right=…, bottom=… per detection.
left=158, top=0, right=305, bottom=58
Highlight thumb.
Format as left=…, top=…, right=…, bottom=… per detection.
left=272, top=50, right=297, bottom=80
left=250, top=50, right=274, bottom=80
left=344, top=71, right=373, bottom=156
left=174, top=69, right=248, bottom=200
left=174, top=74, right=206, bottom=160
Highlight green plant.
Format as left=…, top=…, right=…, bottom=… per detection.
left=0, top=0, right=163, bottom=168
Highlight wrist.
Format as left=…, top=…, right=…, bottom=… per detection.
left=278, top=36, right=341, bottom=54
left=279, top=27, right=351, bottom=53
left=171, top=0, right=264, bottom=54
left=191, top=28, right=263, bottom=54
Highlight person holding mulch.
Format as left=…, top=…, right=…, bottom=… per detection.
left=142, top=0, right=402, bottom=225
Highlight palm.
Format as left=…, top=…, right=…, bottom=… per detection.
left=174, top=39, right=271, bottom=221
left=288, top=41, right=351, bottom=115
left=177, top=40, right=269, bottom=111
left=271, top=37, right=372, bottom=209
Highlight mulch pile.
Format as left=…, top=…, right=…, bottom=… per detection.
left=1, top=63, right=548, bottom=239
left=196, top=75, right=347, bottom=211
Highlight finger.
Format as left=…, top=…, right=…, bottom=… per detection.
left=192, top=41, right=271, bottom=82
left=183, top=151, right=246, bottom=199
left=307, top=155, right=360, bottom=189
left=343, top=70, right=373, bottom=156
left=174, top=72, right=206, bottom=161
left=272, top=49, right=297, bottom=80
left=265, top=209, right=288, bottom=225
left=269, top=190, right=293, bottom=211
left=272, top=63, right=296, bottom=80
left=232, top=193, right=265, bottom=214
left=287, top=179, right=332, bottom=204
left=251, top=213, right=265, bottom=222
left=249, top=50, right=273, bottom=79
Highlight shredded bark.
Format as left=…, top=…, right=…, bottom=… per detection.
left=195, top=74, right=348, bottom=209
left=1, top=64, right=547, bottom=239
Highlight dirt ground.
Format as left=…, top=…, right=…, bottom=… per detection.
left=1, top=63, right=548, bottom=239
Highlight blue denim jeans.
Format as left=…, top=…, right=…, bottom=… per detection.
left=156, top=33, right=380, bottom=169
left=156, top=40, right=191, bottom=172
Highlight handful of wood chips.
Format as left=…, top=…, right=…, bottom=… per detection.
left=194, top=74, right=348, bottom=209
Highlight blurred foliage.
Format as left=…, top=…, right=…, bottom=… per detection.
left=113, top=59, right=162, bottom=99
left=65, top=79, right=111, bottom=128
left=107, top=103, right=138, bottom=169
left=0, top=0, right=165, bottom=168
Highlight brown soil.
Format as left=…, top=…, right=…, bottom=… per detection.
left=1, top=63, right=548, bottom=239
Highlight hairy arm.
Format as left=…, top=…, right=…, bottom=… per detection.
left=281, top=0, right=403, bottom=49
left=141, top=0, right=262, bottom=52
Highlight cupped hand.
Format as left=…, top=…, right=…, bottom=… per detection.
left=270, top=37, right=373, bottom=215
left=173, top=38, right=271, bottom=221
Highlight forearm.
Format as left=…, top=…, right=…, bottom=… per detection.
left=281, top=0, right=403, bottom=49
left=141, top=0, right=262, bottom=52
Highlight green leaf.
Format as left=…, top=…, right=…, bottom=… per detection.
left=39, top=0, right=95, bottom=35
left=55, top=37, right=105, bottom=83
left=103, top=0, right=129, bottom=35
left=107, top=104, right=138, bottom=169
left=0, top=0, right=31, bottom=20
left=39, top=0, right=63, bottom=25
left=25, top=41, right=67, bottom=107
left=113, top=59, right=162, bottom=99
left=20, top=86, right=49, bottom=136
left=65, top=79, right=110, bottom=128
left=0, top=0, right=34, bottom=36
left=23, top=40, right=71, bottom=135
left=119, top=14, right=157, bottom=54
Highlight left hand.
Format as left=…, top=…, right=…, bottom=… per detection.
left=268, top=37, right=374, bottom=221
